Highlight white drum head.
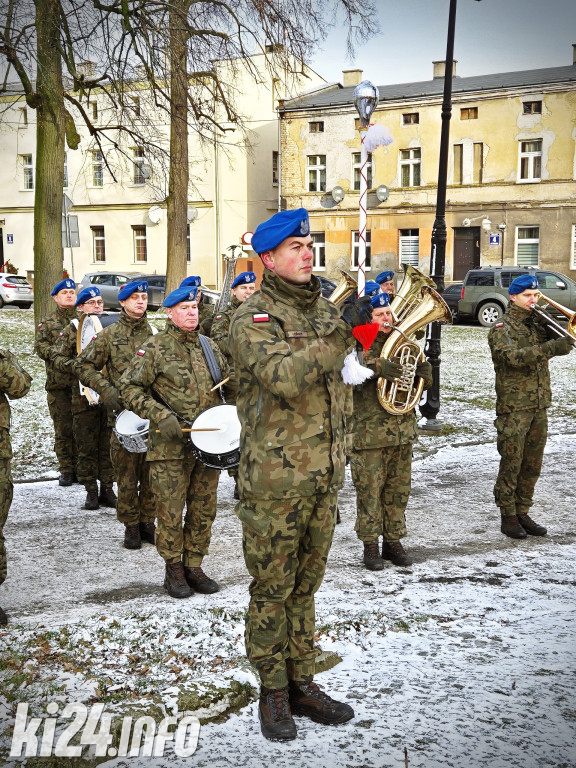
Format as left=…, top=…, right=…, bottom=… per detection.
left=115, top=410, right=149, bottom=436
left=191, top=404, right=240, bottom=452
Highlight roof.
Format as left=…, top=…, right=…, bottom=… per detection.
left=280, top=64, right=576, bottom=112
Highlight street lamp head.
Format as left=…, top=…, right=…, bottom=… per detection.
left=498, top=223, right=507, bottom=231
left=353, top=80, right=379, bottom=128
left=482, top=217, right=492, bottom=231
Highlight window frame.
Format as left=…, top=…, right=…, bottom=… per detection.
left=91, top=149, right=104, bottom=188
left=515, top=226, right=540, bottom=267
left=351, top=230, right=372, bottom=271
left=400, top=147, right=421, bottom=187
left=460, top=107, right=478, bottom=120
left=402, top=112, right=419, bottom=125
left=399, top=229, right=420, bottom=267
left=518, top=139, right=542, bottom=183
left=132, top=225, right=148, bottom=264
left=309, top=121, right=325, bottom=133
left=132, top=147, right=147, bottom=186
left=21, top=154, right=34, bottom=190
left=523, top=101, right=542, bottom=115
left=272, top=150, right=279, bottom=186
left=307, top=154, right=326, bottom=193
left=311, top=232, right=326, bottom=271
left=352, top=151, right=373, bottom=190
left=90, top=226, right=106, bottom=263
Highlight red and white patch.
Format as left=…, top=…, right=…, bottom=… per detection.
left=137, top=349, right=146, bottom=356
left=215, top=314, right=222, bottom=320
left=253, top=313, right=269, bottom=323
left=495, top=323, right=504, bottom=328
left=37, top=323, right=43, bottom=328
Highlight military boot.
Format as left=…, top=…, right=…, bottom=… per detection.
left=500, top=515, right=527, bottom=539
left=99, top=485, right=117, bottom=508
left=183, top=566, right=219, bottom=594
left=382, top=540, right=413, bottom=567
left=164, top=562, right=192, bottom=599
left=258, top=687, right=297, bottom=741
left=288, top=678, right=354, bottom=725
left=517, top=514, right=547, bottom=536
left=0, top=606, right=7, bottom=626
left=58, top=471, right=74, bottom=487
left=139, top=521, right=156, bottom=545
left=124, top=524, right=141, bottom=550
left=363, top=541, right=384, bottom=571
left=84, top=488, right=99, bottom=510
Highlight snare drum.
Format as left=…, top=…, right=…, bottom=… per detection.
left=114, top=410, right=150, bottom=454
left=189, top=404, right=241, bottom=470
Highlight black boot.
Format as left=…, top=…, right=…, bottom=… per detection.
left=501, top=515, right=527, bottom=539
left=84, top=489, right=99, bottom=510
left=58, top=471, right=74, bottom=487
left=183, top=566, right=219, bottom=594
left=139, top=521, right=156, bottom=544
left=517, top=514, right=547, bottom=536
left=0, top=606, right=7, bottom=626
left=288, top=678, right=354, bottom=725
left=363, top=541, right=384, bottom=571
left=258, top=687, right=297, bottom=741
left=164, top=562, right=192, bottom=599
left=124, top=524, right=141, bottom=550
left=381, top=540, right=412, bottom=567
left=99, top=485, right=117, bottom=508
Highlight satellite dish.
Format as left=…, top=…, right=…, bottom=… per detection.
left=187, top=206, right=198, bottom=223
left=331, top=186, right=345, bottom=204
left=148, top=205, right=163, bottom=225
left=376, top=185, right=389, bottom=203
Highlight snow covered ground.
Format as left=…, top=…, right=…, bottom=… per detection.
left=0, top=309, right=575, bottom=767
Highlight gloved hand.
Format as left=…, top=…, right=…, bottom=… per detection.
left=415, top=359, right=433, bottom=378
left=102, top=387, right=122, bottom=414
left=379, top=358, right=403, bottom=380
left=157, top=414, right=182, bottom=440
left=545, top=336, right=575, bottom=357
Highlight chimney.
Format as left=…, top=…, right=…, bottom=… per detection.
left=342, top=69, right=363, bottom=87
left=573, top=44, right=576, bottom=64
left=433, top=60, right=457, bottom=79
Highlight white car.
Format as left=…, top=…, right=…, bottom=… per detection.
left=0, top=272, right=34, bottom=308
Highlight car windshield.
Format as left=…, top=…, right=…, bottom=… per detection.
left=4, top=276, right=29, bottom=285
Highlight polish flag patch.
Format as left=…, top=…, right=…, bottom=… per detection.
left=137, top=349, right=146, bottom=356
left=253, top=313, right=269, bottom=323
left=495, top=323, right=504, bottom=328
left=37, top=323, right=43, bottom=328
left=215, top=314, right=222, bottom=320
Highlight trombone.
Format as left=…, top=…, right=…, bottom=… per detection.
left=532, top=293, right=576, bottom=341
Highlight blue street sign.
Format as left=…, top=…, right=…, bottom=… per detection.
left=6, top=234, right=13, bottom=244
left=489, top=233, right=500, bottom=246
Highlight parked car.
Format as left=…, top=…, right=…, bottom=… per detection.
left=457, top=266, right=576, bottom=327
left=441, top=282, right=464, bottom=322
left=78, top=272, right=144, bottom=309
left=0, top=273, right=34, bottom=308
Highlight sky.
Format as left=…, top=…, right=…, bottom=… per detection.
left=309, top=0, right=576, bottom=85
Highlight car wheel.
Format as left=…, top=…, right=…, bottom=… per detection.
left=477, top=301, right=504, bottom=327
left=0, top=296, right=4, bottom=308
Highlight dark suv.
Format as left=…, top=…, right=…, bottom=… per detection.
left=458, top=266, right=576, bottom=327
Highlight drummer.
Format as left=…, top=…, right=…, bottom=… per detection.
left=75, top=280, right=156, bottom=550
left=118, top=286, right=229, bottom=599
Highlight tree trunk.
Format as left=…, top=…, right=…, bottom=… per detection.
left=165, top=0, right=190, bottom=295
left=33, top=0, right=66, bottom=323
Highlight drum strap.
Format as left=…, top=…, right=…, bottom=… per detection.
left=198, top=334, right=225, bottom=403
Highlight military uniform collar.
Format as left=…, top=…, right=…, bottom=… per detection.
left=119, top=309, right=148, bottom=329
left=509, top=303, right=533, bottom=324
left=261, top=269, right=321, bottom=310
left=57, top=305, right=78, bottom=320
left=166, top=319, right=199, bottom=343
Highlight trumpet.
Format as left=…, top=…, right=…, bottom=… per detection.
left=532, top=293, right=576, bottom=341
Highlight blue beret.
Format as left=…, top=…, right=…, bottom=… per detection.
left=509, top=274, right=538, bottom=295
left=364, top=281, right=380, bottom=297
left=163, top=286, right=198, bottom=307
left=231, top=271, right=256, bottom=289
left=252, top=208, right=310, bottom=254
left=370, top=292, right=391, bottom=308
left=376, top=270, right=395, bottom=285
left=75, top=286, right=101, bottom=306
left=180, top=276, right=201, bottom=288
left=51, top=279, right=76, bottom=295
left=118, top=280, right=148, bottom=301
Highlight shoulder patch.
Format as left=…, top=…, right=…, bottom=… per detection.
left=494, top=323, right=504, bottom=328
left=37, top=323, right=43, bottom=328
left=215, top=314, right=222, bottom=320
left=92, top=335, right=98, bottom=340
left=58, top=332, right=64, bottom=337
left=137, top=349, right=146, bottom=356
left=253, top=313, right=270, bottom=323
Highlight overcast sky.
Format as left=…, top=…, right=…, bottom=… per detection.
left=309, top=0, right=576, bottom=85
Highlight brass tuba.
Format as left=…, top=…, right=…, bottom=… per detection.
left=390, top=264, right=437, bottom=323
left=214, top=246, right=239, bottom=314
left=532, top=293, right=576, bottom=340
left=328, top=270, right=358, bottom=307
left=377, top=286, right=452, bottom=414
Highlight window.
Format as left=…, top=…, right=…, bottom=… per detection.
left=91, top=274, right=115, bottom=286
left=400, top=148, right=421, bottom=187
left=92, top=150, right=103, bottom=187
left=311, top=232, right=325, bottom=270
left=19, top=107, right=28, bottom=126
left=132, top=225, right=147, bottom=263
left=467, top=271, right=495, bottom=287
left=519, top=139, right=542, bottom=182
left=131, top=95, right=141, bottom=117
left=516, top=226, right=539, bottom=266
left=63, top=153, right=68, bottom=188
left=133, top=147, right=147, bottom=185
left=460, top=107, right=478, bottom=120
left=572, top=225, right=576, bottom=270
left=399, top=229, right=419, bottom=267
left=351, top=230, right=371, bottom=270
left=309, top=121, right=324, bottom=133
left=453, top=144, right=463, bottom=185
left=91, top=226, right=105, bottom=262
left=523, top=101, right=542, bottom=115
left=307, top=155, right=326, bottom=192
left=473, top=142, right=483, bottom=184
left=21, top=154, right=33, bottom=190
left=403, top=113, right=419, bottom=125
left=272, top=151, right=279, bottom=186
left=500, top=271, right=528, bottom=288
left=91, top=101, right=98, bottom=121
left=536, top=271, right=567, bottom=291
left=352, top=152, right=373, bottom=190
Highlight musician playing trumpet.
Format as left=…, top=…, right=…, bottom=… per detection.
left=348, top=292, right=432, bottom=570
left=488, top=274, right=574, bottom=539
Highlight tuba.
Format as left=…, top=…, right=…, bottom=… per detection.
left=390, top=264, right=437, bottom=323
left=328, top=270, right=358, bottom=307
left=377, top=286, right=452, bottom=414
left=532, top=293, right=576, bottom=340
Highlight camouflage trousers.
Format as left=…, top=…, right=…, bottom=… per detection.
left=494, top=409, right=548, bottom=516
left=0, top=459, right=12, bottom=587
left=110, top=434, right=155, bottom=526
left=236, top=491, right=337, bottom=689
left=148, top=454, right=219, bottom=566
left=46, top=388, right=77, bottom=473
left=350, top=444, right=412, bottom=542
left=72, top=401, right=114, bottom=492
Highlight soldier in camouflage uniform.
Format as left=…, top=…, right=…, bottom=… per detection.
left=76, top=281, right=156, bottom=550
left=52, top=287, right=116, bottom=510
left=488, top=274, right=574, bottom=539
left=228, top=209, right=355, bottom=742
left=34, top=279, right=79, bottom=485
left=348, top=293, right=432, bottom=570
left=0, top=350, right=32, bottom=625
left=118, top=286, right=228, bottom=599
left=180, top=276, right=214, bottom=335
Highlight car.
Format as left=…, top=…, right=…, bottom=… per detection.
left=457, top=266, right=576, bottom=327
left=0, top=273, right=34, bottom=308
left=78, top=272, right=144, bottom=309
left=441, top=282, right=464, bottom=322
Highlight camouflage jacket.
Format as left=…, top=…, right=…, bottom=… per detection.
left=75, top=311, right=155, bottom=422
left=118, top=319, right=229, bottom=460
left=228, top=270, right=354, bottom=500
left=488, top=304, right=555, bottom=415
left=349, top=333, right=433, bottom=450
left=0, top=350, right=32, bottom=459
left=34, top=306, right=79, bottom=391
left=211, top=295, right=242, bottom=401
left=198, top=300, right=214, bottom=336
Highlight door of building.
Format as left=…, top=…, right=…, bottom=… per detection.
left=453, top=227, right=480, bottom=281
